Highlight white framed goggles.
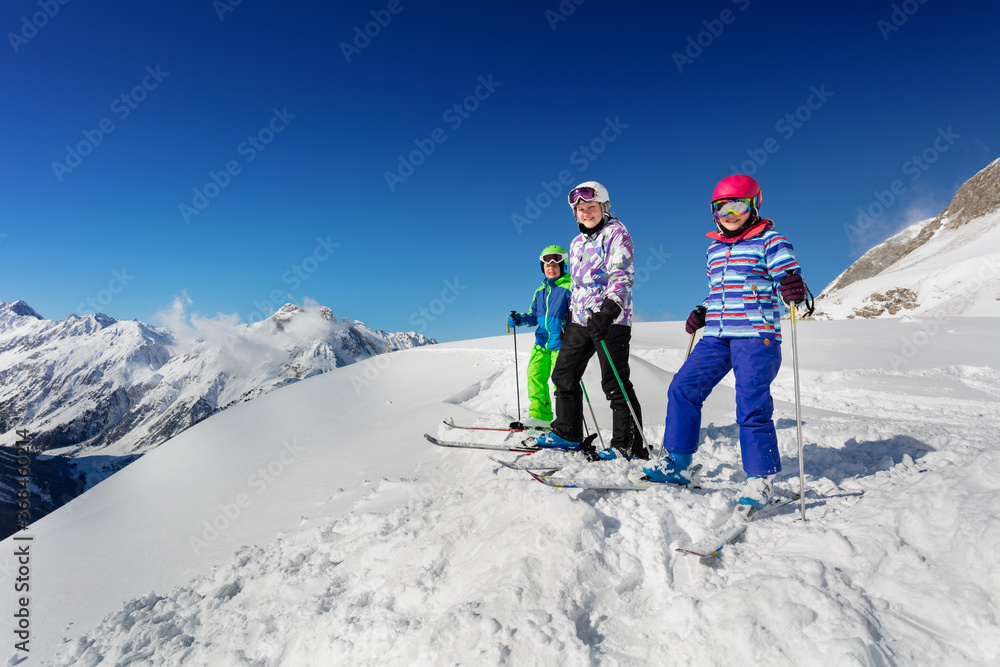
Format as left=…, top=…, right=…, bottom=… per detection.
left=540, top=253, right=567, bottom=265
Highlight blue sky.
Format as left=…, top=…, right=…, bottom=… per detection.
left=2, top=1, right=998, bottom=342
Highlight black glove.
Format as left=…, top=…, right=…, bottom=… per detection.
left=779, top=273, right=807, bottom=305
left=587, top=300, right=621, bottom=341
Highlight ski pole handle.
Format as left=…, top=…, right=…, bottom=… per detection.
left=685, top=306, right=707, bottom=360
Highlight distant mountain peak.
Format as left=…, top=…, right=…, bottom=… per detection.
left=1, top=300, right=43, bottom=320
left=0, top=299, right=436, bottom=537
left=813, top=156, right=1000, bottom=320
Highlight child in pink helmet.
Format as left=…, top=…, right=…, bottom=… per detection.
left=643, top=175, right=809, bottom=516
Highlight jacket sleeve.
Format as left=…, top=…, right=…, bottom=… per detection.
left=519, top=286, right=541, bottom=327
left=602, top=226, right=634, bottom=308
left=763, top=232, right=800, bottom=280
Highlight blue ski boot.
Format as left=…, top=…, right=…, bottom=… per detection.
left=737, top=474, right=774, bottom=509
left=595, top=446, right=627, bottom=461
left=533, top=431, right=582, bottom=451
left=641, top=451, right=694, bottom=485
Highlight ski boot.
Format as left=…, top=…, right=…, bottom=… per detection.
left=639, top=451, right=694, bottom=485
left=735, top=474, right=774, bottom=521
left=533, top=431, right=582, bottom=451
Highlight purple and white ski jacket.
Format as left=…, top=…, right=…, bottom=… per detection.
left=569, top=217, right=635, bottom=326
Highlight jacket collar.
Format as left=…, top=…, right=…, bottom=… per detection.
left=706, top=218, right=772, bottom=243
left=579, top=216, right=619, bottom=238
left=545, top=272, right=571, bottom=288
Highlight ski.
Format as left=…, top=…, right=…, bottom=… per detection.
left=489, top=454, right=570, bottom=472
left=675, top=492, right=801, bottom=559
left=526, top=465, right=703, bottom=491
left=424, top=434, right=541, bottom=453
left=442, top=418, right=547, bottom=434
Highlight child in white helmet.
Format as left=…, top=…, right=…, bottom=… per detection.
left=532, top=182, right=646, bottom=460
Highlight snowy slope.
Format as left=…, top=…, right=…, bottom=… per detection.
left=4, top=319, right=1000, bottom=665
left=815, top=156, right=1000, bottom=319
left=814, top=209, right=1000, bottom=319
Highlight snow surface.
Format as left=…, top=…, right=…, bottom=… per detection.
left=3, top=319, right=1000, bottom=665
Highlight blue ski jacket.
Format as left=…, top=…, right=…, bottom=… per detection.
left=516, top=272, right=571, bottom=351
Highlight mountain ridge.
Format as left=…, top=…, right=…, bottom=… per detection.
left=0, top=300, right=435, bottom=538
left=813, top=156, right=1000, bottom=319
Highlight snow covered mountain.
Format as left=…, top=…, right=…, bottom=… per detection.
left=4, top=320, right=998, bottom=665
left=813, top=156, right=1000, bottom=319
left=0, top=300, right=434, bottom=538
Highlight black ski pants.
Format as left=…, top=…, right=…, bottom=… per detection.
left=550, top=323, right=645, bottom=457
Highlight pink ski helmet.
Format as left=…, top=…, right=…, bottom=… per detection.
left=711, top=175, right=762, bottom=214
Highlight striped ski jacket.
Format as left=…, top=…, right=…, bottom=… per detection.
left=701, top=218, right=800, bottom=340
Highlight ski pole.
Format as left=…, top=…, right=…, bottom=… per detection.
left=508, top=312, right=524, bottom=430
left=785, top=273, right=807, bottom=521
left=580, top=380, right=605, bottom=450
left=598, top=339, right=650, bottom=458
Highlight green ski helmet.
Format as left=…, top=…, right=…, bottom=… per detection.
left=539, top=244, right=569, bottom=275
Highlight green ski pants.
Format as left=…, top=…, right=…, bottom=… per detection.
left=527, top=345, right=559, bottom=421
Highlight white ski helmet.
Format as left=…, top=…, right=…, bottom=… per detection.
left=568, top=181, right=611, bottom=220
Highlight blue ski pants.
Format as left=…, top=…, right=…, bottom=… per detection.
left=663, top=336, right=782, bottom=476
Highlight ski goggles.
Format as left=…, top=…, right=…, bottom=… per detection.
left=568, top=186, right=599, bottom=205
left=711, top=198, right=753, bottom=217
left=540, top=252, right=567, bottom=264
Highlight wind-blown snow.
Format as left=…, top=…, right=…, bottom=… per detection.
left=3, top=319, right=999, bottom=665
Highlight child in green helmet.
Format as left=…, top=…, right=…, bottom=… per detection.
left=507, top=245, right=572, bottom=425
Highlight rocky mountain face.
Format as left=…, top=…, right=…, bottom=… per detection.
left=813, top=157, right=1000, bottom=319
left=0, top=301, right=434, bottom=537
